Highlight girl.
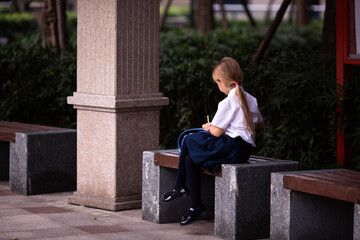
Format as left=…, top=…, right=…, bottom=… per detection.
left=163, top=57, right=264, bottom=226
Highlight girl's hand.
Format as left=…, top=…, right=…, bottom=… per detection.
left=202, top=123, right=225, bottom=137
left=202, top=122, right=210, bottom=131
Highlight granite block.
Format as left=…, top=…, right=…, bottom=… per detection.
left=9, top=130, right=76, bottom=195
left=142, top=150, right=299, bottom=238
left=215, top=160, right=298, bottom=240
left=0, top=141, right=9, bottom=180
left=290, top=191, right=353, bottom=240
left=271, top=169, right=357, bottom=240
left=270, top=172, right=291, bottom=240
left=142, top=150, right=214, bottom=223
left=355, top=204, right=360, bottom=240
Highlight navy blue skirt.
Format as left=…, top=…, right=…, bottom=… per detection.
left=182, top=131, right=252, bottom=174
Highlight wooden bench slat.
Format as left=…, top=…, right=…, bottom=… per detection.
left=316, top=173, right=360, bottom=185
left=0, top=122, right=63, bottom=142
left=331, top=171, right=360, bottom=179
left=154, top=152, right=179, bottom=169
left=153, top=151, right=282, bottom=177
left=0, top=122, right=60, bottom=131
left=0, top=133, right=16, bottom=142
left=298, top=173, right=360, bottom=187
left=154, top=152, right=222, bottom=177
left=283, top=173, right=360, bottom=204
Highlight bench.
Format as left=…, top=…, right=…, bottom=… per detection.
left=142, top=149, right=298, bottom=239
left=270, top=169, right=360, bottom=240
left=0, top=121, right=76, bottom=195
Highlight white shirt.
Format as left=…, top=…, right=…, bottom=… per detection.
left=211, top=87, right=263, bottom=147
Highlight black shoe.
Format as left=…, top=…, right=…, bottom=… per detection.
left=162, top=186, right=189, bottom=202
left=180, top=204, right=206, bottom=226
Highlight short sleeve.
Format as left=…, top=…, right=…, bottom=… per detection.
left=250, top=98, right=263, bottom=126
left=211, top=100, right=232, bottom=130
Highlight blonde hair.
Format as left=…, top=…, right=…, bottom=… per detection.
left=212, top=57, right=255, bottom=135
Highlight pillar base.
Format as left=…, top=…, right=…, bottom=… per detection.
left=68, top=192, right=142, bottom=211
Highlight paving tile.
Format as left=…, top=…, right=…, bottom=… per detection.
left=40, top=211, right=124, bottom=228
left=0, top=208, right=31, bottom=217
left=0, top=227, right=88, bottom=239
left=22, top=206, right=74, bottom=214
left=28, top=191, right=73, bottom=202
left=75, top=225, right=131, bottom=234
left=0, top=214, right=64, bottom=232
left=0, top=196, right=47, bottom=208
left=84, top=231, right=162, bottom=240
left=0, top=203, right=13, bottom=209
left=39, top=235, right=100, bottom=240
left=0, top=182, right=220, bottom=240
left=0, top=190, right=15, bottom=196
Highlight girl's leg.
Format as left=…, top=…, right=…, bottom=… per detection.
left=173, top=141, right=190, bottom=190
left=185, top=154, right=201, bottom=208
left=173, top=152, right=187, bottom=190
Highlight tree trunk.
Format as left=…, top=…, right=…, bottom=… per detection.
left=295, top=0, right=311, bottom=26
left=11, top=0, right=21, bottom=12
left=322, top=0, right=336, bottom=54
left=41, top=0, right=68, bottom=55
left=219, top=0, right=228, bottom=31
left=160, top=0, right=173, bottom=31
left=252, top=0, right=292, bottom=62
left=264, top=0, right=275, bottom=22
left=56, top=0, right=68, bottom=54
left=195, top=0, right=214, bottom=33
left=240, top=0, right=257, bottom=28
left=42, top=0, right=58, bottom=48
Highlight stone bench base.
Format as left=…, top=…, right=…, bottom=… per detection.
left=0, top=141, right=10, bottom=181
left=271, top=170, right=360, bottom=240
left=9, top=130, right=76, bottom=195
left=142, top=150, right=298, bottom=239
left=142, top=150, right=215, bottom=223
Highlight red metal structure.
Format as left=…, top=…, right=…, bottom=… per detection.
left=336, top=0, right=360, bottom=167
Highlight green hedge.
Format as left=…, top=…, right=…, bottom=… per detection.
left=1, top=19, right=359, bottom=170
left=0, top=32, right=76, bottom=128
left=0, top=12, right=37, bottom=42
left=159, top=22, right=353, bottom=170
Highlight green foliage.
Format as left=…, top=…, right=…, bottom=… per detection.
left=0, top=32, right=76, bottom=128
left=342, top=66, right=360, bottom=170
left=0, top=12, right=37, bottom=42
left=160, top=5, right=190, bottom=17
left=159, top=22, right=345, bottom=170
left=1, top=15, right=359, bottom=171
left=0, top=11, right=77, bottom=45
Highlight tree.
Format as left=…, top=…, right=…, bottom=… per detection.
left=160, top=0, right=173, bottom=31
left=195, top=0, right=214, bottom=33
left=322, top=0, right=336, bottom=54
left=219, top=0, right=228, bottom=31
left=295, top=0, right=311, bottom=26
left=11, top=0, right=21, bottom=12
left=41, top=0, right=68, bottom=55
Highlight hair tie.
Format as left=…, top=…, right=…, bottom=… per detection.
left=235, top=82, right=239, bottom=86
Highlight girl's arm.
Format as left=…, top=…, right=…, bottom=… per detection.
left=202, top=122, right=225, bottom=137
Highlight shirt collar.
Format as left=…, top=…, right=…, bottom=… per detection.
left=228, top=87, right=237, bottom=97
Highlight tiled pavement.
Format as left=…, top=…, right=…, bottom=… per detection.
left=0, top=182, right=220, bottom=240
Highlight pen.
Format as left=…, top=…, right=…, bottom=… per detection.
left=207, top=115, right=209, bottom=123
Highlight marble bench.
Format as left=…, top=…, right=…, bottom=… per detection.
left=0, top=121, right=76, bottom=195
left=142, top=149, right=298, bottom=239
left=271, top=169, right=360, bottom=240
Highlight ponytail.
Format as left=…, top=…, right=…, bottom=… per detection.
left=236, top=85, right=255, bottom=135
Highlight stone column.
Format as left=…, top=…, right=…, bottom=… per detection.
left=67, top=0, right=168, bottom=211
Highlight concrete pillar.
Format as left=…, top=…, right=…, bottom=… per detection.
left=67, top=0, right=168, bottom=211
